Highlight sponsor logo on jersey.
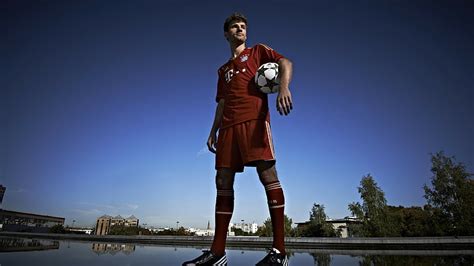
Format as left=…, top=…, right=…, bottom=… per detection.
left=224, top=67, right=247, bottom=83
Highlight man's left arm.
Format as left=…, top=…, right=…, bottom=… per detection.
left=277, top=57, right=293, bottom=116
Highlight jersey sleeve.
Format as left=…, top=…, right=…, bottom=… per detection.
left=255, top=43, right=285, bottom=64
left=215, top=69, right=225, bottom=103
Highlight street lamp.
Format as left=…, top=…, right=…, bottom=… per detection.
left=72, top=220, right=76, bottom=228
left=176, top=221, right=179, bottom=230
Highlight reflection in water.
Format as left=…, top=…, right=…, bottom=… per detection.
left=358, top=254, right=473, bottom=266
left=0, top=237, right=473, bottom=265
left=310, top=253, right=331, bottom=266
left=0, top=237, right=59, bottom=252
left=306, top=250, right=474, bottom=266
left=91, top=242, right=136, bottom=255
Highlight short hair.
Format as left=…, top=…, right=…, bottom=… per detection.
left=223, top=12, right=248, bottom=32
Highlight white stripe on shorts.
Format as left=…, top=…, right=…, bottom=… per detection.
left=265, top=121, right=275, bottom=159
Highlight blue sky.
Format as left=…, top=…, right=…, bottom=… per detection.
left=2, top=0, right=473, bottom=229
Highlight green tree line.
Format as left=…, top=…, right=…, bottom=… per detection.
left=347, top=151, right=473, bottom=237
left=263, top=151, right=473, bottom=237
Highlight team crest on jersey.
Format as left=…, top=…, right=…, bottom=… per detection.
left=240, top=54, right=249, bottom=62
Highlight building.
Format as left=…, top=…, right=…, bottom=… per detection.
left=295, top=217, right=362, bottom=238
left=92, top=243, right=135, bottom=255
left=230, top=222, right=259, bottom=234
left=0, top=185, right=65, bottom=233
left=188, top=227, right=215, bottom=236
left=1, top=237, right=59, bottom=252
left=125, top=215, right=139, bottom=227
left=111, top=215, right=124, bottom=226
left=95, top=215, right=112, bottom=235
left=67, top=227, right=94, bottom=234
left=95, top=214, right=139, bottom=235
left=326, top=217, right=361, bottom=238
left=0, top=209, right=65, bottom=233
left=187, top=221, right=215, bottom=236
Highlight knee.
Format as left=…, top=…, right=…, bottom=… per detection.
left=215, top=170, right=235, bottom=190
left=258, top=165, right=279, bottom=184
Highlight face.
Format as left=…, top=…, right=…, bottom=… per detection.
left=225, top=21, right=247, bottom=44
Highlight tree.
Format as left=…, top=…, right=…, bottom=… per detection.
left=256, top=218, right=273, bottom=237
left=385, top=205, right=432, bottom=237
left=285, top=215, right=293, bottom=236
left=257, top=215, right=294, bottom=237
left=347, top=202, right=365, bottom=237
left=348, top=174, right=391, bottom=237
left=424, top=151, right=474, bottom=236
left=310, top=252, right=331, bottom=266
left=108, top=225, right=139, bottom=235
left=155, top=227, right=194, bottom=236
left=231, top=227, right=245, bottom=236
left=301, top=204, right=337, bottom=237
left=49, top=224, right=66, bottom=234
left=231, top=227, right=253, bottom=236
left=310, top=204, right=327, bottom=224
left=107, top=225, right=155, bottom=235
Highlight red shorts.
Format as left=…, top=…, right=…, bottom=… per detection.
left=216, top=119, right=276, bottom=172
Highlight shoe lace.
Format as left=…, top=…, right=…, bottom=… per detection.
left=196, top=250, right=214, bottom=263
left=263, top=248, right=279, bottom=263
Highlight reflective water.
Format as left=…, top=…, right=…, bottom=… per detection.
left=0, top=237, right=473, bottom=265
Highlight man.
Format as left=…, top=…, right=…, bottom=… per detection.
left=183, top=12, right=293, bottom=266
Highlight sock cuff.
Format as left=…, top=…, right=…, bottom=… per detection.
left=215, top=211, right=233, bottom=215
left=264, top=181, right=282, bottom=192
left=269, top=204, right=285, bottom=209
left=217, top=189, right=234, bottom=197
left=216, top=189, right=235, bottom=214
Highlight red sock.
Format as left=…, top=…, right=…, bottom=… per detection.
left=264, top=181, right=286, bottom=255
left=210, top=189, right=234, bottom=256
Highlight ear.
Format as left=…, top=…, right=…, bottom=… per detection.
left=224, top=31, right=230, bottom=41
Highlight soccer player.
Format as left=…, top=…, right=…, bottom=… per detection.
left=182, top=12, right=293, bottom=266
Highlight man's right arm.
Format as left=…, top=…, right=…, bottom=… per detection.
left=207, top=99, right=225, bottom=153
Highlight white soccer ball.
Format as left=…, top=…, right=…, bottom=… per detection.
left=255, top=62, right=280, bottom=94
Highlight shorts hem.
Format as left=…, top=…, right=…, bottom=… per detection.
left=215, top=165, right=245, bottom=173
left=244, top=158, right=276, bottom=167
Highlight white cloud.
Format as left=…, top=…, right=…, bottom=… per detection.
left=197, top=146, right=209, bottom=157
left=126, top=203, right=139, bottom=210
left=9, top=188, right=27, bottom=193
left=72, top=208, right=102, bottom=216
left=142, top=215, right=178, bottom=227
left=77, top=202, right=116, bottom=210
left=75, top=202, right=139, bottom=216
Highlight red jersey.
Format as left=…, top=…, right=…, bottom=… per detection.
left=216, top=44, right=284, bottom=129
